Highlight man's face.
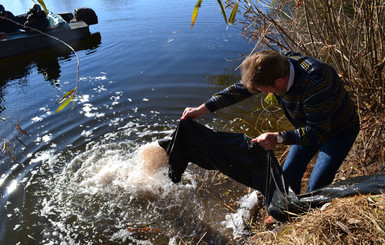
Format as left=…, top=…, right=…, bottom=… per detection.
left=256, top=80, right=287, bottom=96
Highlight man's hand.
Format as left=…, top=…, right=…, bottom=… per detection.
left=181, top=104, right=209, bottom=120
left=252, top=132, right=279, bottom=150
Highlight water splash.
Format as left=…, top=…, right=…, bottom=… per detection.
left=17, top=122, right=258, bottom=244
left=23, top=136, right=209, bottom=243
left=1, top=111, right=260, bottom=244
left=77, top=142, right=171, bottom=195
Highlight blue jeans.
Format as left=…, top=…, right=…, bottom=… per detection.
left=282, top=127, right=360, bottom=194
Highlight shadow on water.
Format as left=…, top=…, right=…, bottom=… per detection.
left=0, top=32, right=101, bottom=115
left=0, top=32, right=103, bottom=242
left=0, top=31, right=102, bottom=190
left=0, top=32, right=101, bottom=86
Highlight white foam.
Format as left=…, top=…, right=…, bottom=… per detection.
left=28, top=126, right=252, bottom=243
left=95, top=75, right=107, bottom=80
left=42, top=134, right=52, bottom=143
left=80, top=130, right=93, bottom=138
left=75, top=142, right=170, bottom=195
left=31, top=116, right=43, bottom=122
left=81, top=103, right=105, bottom=118
left=223, top=191, right=260, bottom=238
left=79, top=94, right=90, bottom=103
left=94, top=85, right=107, bottom=93
left=111, top=229, right=153, bottom=244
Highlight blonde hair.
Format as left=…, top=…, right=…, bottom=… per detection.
left=241, top=50, right=289, bottom=93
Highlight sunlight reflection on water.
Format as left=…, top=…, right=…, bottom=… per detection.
left=0, top=0, right=256, bottom=243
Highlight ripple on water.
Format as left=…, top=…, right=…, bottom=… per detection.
left=1, top=72, right=259, bottom=244
left=21, top=121, right=256, bottom=244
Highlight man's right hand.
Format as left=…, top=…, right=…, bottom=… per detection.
left=181, top=104, right=209, bottom=120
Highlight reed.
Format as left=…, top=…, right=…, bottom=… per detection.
left=236, top=0, right=385, bottom=172
left=230, top=1, right=385, bottom=242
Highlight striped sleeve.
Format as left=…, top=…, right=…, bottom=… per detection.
left=204, top=82, right=254, bottom=112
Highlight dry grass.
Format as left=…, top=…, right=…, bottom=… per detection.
left=245, top=112, right=385, bottom=244
left=248, top=194, right=385, bottom=244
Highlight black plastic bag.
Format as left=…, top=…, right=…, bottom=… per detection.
left=159, top=119, right=385, bottom=221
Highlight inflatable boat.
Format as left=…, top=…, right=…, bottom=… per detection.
left=0, top=7, right=98, bottom=58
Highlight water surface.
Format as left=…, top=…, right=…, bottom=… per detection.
left=0, top=0, right=258, bottom=244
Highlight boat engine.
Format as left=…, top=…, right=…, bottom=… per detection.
left=74, top=8, right=98, bottom=26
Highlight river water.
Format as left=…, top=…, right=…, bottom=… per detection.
left=0, top=0, right=263, bottom=244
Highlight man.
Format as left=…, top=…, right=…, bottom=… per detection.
left=0, top=4, right=18, bottom=33
left=181, top=50, right=360, bottom=197
left=24, top=4, right=49, bottom=32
